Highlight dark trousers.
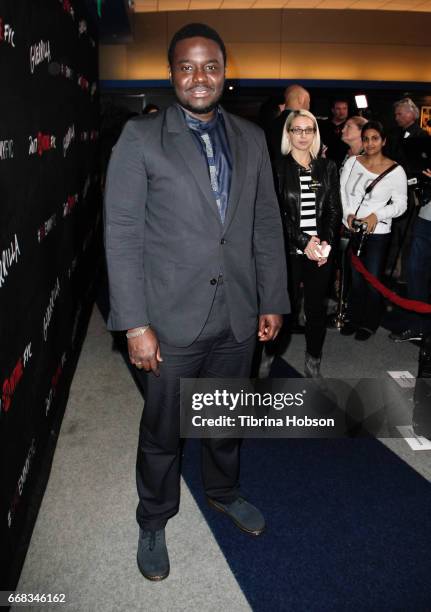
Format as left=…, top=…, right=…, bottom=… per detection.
left=347, top=233, right=390, bottom=332
left=406, top=217, right=431, bottom=334
left=288, top=254, right=333, bottom=358
left=135, top=284, right=256, bottom=530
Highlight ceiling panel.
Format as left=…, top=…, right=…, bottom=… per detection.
left=251, top=0, right=287, bottom=6
left=188, top=0, right=224, bottom=7
left=283, top=1, right=321, bottom=6
left=134, top=0, right=158, bottom=11
left=383, top=0, right=423, bottom=11
left=380, top=0, right=425, bottom=8
left=133, top=0, right=431, bottom=10
left=315, top=1, right=355, bottom=7
left=157, top=0, right=190, bottom=10
left=220, top=0, right=256, bottom=7
left=349, top=0, right=391, bottom=8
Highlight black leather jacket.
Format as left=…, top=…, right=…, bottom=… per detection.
left=276, top=154, right=342, bottom=255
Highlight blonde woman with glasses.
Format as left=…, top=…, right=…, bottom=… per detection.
left=277, top=110, right=342, bottom=377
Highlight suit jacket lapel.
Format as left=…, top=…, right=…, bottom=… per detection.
left=222, top=108, right=247, bottom=232
left=167, top=105, right=223, bottom=227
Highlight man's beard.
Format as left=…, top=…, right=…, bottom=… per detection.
left=180, top=100, right=219, bottom=115
left=177, top=89, right=223, bottom=116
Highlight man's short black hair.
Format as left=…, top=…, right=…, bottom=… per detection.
left=168, top=23, right=227, bottom=68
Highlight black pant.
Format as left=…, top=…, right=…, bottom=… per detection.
left=288, top=254, right=332, bottom=358
left=346, top=233, right=390, bottom=332
left=135, top=284, right=256, bottom=530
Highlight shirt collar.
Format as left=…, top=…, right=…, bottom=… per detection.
left=178, top=104, right=220, bottom=133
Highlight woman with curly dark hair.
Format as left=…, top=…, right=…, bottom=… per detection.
left=340, top=121, right=408, bottom=340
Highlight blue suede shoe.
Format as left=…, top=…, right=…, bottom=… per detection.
left=137, top=528, right=170, bottom=581
left=207, top=496, right=265, bottom=536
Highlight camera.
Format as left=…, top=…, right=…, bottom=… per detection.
left=351, top=219, right=368, bottom=233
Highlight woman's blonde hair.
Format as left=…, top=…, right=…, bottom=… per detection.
left=347, top=115, right=368, bottom=130
left=281, top=109, right=321, bottom=158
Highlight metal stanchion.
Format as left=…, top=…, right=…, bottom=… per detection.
left=331, top=234, right=350, bottom=330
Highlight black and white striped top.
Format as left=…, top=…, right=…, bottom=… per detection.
left=299, top=169, right=317, bottom=237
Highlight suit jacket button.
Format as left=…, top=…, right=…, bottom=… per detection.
left=210, top=278, right=217, bottom=285
left=220, top=238, right=226, bottom=244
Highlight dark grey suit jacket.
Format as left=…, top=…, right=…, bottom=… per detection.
left=104, top=104, right=289, bottom=347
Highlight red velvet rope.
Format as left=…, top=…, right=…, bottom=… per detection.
left=350, top=253, right=431, bottom=314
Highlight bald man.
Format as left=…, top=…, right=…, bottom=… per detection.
left=269, top=84, right=311, bottom=162
left=280, top=84, right=311, bottom=115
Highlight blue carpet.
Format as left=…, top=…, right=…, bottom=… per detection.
left=182, top=436, right=431, bottom=611
left=269, top=355, right=302, bottom=378
left=97, top=291, right=431, bottom=609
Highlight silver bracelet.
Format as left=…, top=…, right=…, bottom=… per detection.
left=126, top=325, right=150, bottom=339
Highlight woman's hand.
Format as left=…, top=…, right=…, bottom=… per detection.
left=347, top=214, right=356, bottom=230
left=359, top=212, right=378, bottom=234
left=304, top=236, right=321, bottom=261
left=317, top=240, right=329, bottom=267
left=423, top=168, right=431, bottom=178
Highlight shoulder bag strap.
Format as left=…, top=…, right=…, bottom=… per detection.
left=354, top=163, right=399, bottom=216
left=364, top=163, right=399, bottom=194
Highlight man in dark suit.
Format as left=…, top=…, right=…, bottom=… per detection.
left=386, top=97, right=430, bottom=282
left=318, top=98, right=349, bottom=169
left=388, top=99, right=431, bottom=342
left=104, top=23, right=289, bottom=581
left=389, top=97, right=429, bottom=168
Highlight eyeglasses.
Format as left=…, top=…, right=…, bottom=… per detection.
left=289, top=127, right=316, bottom=136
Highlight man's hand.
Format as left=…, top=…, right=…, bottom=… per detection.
left=258, top=314, right=283, bottom=342
left=127, top=328, right=163, bottom=376
left=423, top=168, right=431, bottom=178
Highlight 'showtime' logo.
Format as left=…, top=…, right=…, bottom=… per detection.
left=30, top=39, right=51, bottom=74
left=77, top=74, right=89, bottom=92
left=43, top=277, right=60, bottom=341
left=78, top=19, right=87, bottom=36
left=45, top=353, right=66, bottom=417
left=0, top=139, right=14, bottom=160
left=60, top=63, right=74, bottom=80
left=0, top=18, right=15, bottom=47
left=60, top=0, right=74, bottom=20
left=0, top=233, right=20, bottom=289
left=63, top=124, right=75, bottom=157
left=37, top=212, right=57, bottom=243
left=1, top=342, right=32, bottom=414
left=8, top=438, right=36, bottom=528
left=29, top=132, right=56, bottom=156
left=63, top=193, right=79, bottom=217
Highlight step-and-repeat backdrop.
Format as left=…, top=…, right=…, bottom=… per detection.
left=0, top=0, right=101, bottom=586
